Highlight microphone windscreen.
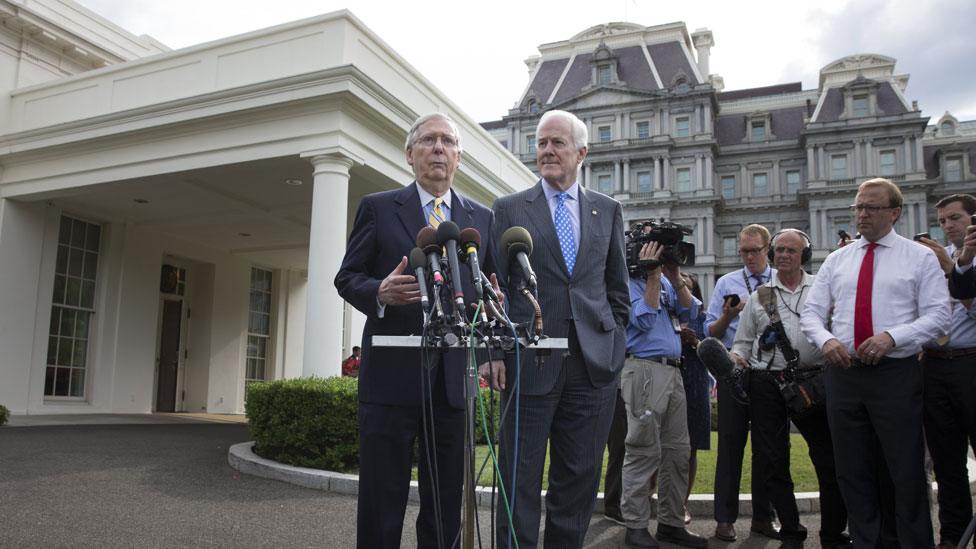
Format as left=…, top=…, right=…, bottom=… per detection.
left=459, top=227, right=481, bottom=248
left=436, top=221, right=460, bottom=244
left=408, top=247, right=427, bottom=271
left=501, top=226, right=533, bottom=256
left=696, top=337, right=735, bottom=381
left=416, top=226, right=438, bottom=249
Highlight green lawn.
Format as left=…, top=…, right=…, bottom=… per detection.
left=461, top=432, right=818, bottom=494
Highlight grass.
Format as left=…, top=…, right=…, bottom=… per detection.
left=414, top=432, right=819, bottom=494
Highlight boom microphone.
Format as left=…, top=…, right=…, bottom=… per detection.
left=408, top=247, right=430, bottom=313
left=500, top=226, right=537, bottom=290
left=696, top=337, right=749, bottom=404
left=458, top=227, right=483, bottom=300
left=415, top=227, right=443, bottom=287
left=437, top=221, right=466, bottom=314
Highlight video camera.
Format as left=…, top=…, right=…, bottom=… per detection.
left=625, top=219, right=696, bottom=277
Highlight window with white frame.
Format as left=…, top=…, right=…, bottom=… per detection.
left=598, top=65, right=612, bottom=85
left=598, top=125, right=612, bottom=143
left=945, top=157, right=962, bottom=182
left=527, top=99, right=540, bottom=114
left=46, top=216, right=101, bottom=398
left=526, top=134, right=536, bottom=154
left=636, top=121, right=650, bottom=139
left=676, top=167, right=692, bottom=192
left=831, top=155, right=848, bottom=179
left=940, top=121, right=955, bottom=136
left=674, top=117, right=690, bottom=137
left=721, top=175, right=735, bottom=199
left=246, top=268, right=273, bottom=384
left=637, top=171, right=652, bottom=193
left=723, top=237, right=737, bottom=257
left=879, top=150, right=896, bottom=176
left=852, top=95, right=869, bottom=117
left=753, top=173, right=768, bottom=196
left=751, top=121, right=766, bottom=141
left=597, top=174, right=613, bottom=195
left=786, top=170, right=801, bottom=194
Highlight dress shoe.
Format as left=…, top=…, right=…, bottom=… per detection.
left=604, top=508, right=625, bottom=526
left=714, top=522, right=737, bottom=542
left=751, top=519, right=783, bottom=540
left=936, top=543, right=955, bottom=549
left=779, top=539, right=804, bottom=549
left=683, top=505, right=692, bottom=525
left=822, top=533, right=854, bottom=548
left=657, top=524, right=708, bottom=549
left=625, top=527, right=660, bottom=548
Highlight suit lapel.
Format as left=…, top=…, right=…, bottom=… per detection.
left=575, top=187, right=599, bottom=280
left=394, top=182, right=425, bottom=240
left=451, top=189, right=473, bottom=230
left=523, top=180, right=570, bottom=280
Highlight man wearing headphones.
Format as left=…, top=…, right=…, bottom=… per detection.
left=730, top=229, right=850, bottom=548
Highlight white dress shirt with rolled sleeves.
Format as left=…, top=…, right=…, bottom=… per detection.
left=800, top=229, right=951, bottom=358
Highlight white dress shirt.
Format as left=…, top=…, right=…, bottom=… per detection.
left=801, top=229, right=951, bottom=358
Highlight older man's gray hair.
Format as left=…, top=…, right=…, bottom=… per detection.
left=404, top=113, right=463, bottom=153
left=538, top=109, right=589, bottom=149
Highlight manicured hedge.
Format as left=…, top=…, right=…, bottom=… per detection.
left=0, top=404, right=9, bottom=426
left=244, top=376, right=503, bottom=472
left=246, top=376, right=360, bottom=472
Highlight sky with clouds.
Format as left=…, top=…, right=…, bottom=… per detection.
left=75, top=0, right=975, bottom=124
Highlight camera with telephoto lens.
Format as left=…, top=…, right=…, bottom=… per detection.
left=625, top=219, right=696, bottom=277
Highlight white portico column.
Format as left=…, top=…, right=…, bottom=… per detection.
left=302, top=151, right=360, bottom=378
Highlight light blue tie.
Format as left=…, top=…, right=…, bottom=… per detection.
left=554, top=192, right=577, bottom=275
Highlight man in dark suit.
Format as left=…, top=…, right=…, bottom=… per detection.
left=335, top=113, right=499, bottom=549
left=482, top=109, right=630, bottom=548
left=949, top=222, right=976, bottom=300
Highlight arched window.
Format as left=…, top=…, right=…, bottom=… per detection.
left=940, top=121, right=955, bottom=135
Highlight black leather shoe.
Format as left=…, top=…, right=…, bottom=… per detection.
left=625, top=527, right=660, bottom=549
left=751, top=520, right=783, bottom=540
left=714, top=522, right=736, bottom=542
left=657, top=524, right=708, bottom=548
left=779, top=539, right=803, bottom=549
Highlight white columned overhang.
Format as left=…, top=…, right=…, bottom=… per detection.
left=301, top=147, right=362, bottom=378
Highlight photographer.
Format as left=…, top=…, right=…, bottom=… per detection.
left=948, top=218, right=976, bottom=300
left=619, top=224, right=706, bottom=549
left=916, top=194, right=976, bottom=549
left=730, top=229, right=849, bottom=549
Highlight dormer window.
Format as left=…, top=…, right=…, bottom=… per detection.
left=852, top=95, right=869, bottom=117
left=589, top=40, right=622, bottom=88
left=744, top=112, right=774, bottom=143
left=527, top=99, right=540, bottom=113
left=841, top=77, right=880, bottom=119
left=940, top=121, right=955, bottom=135
left=751, top=121, right=766, bottom=141
left=597, top=65, right=612, bottom=85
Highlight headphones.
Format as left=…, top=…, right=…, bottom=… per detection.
left=767, top=228, right=812, bottom=264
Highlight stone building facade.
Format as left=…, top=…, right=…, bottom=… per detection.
left=482, top=22, right=975, bottom=301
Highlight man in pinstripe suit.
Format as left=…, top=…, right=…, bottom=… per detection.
left=482, top=109, right=630, bottom=548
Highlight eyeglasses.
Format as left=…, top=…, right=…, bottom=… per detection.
left=415, top=133, right=459, bottom=149
left=739, top=247, right=766, bottom=256
left=849, top=204, right=894, bottom=214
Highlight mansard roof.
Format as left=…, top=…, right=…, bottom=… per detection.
left=715, top=106, right=807, bottom=146
left=811, top=81, right=910, bottom=123
left=717, top=83, right=802, bottom=101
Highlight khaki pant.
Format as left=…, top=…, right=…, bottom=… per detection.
left=620, top=357, right=691, bottom=529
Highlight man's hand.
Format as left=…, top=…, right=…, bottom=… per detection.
left=679, top=326, right=699, bottom=349
left=640, top=241, right=663, bottom=277
left=822, top=338, right=851, bottom=368
left=721, top=297, right=746, bottom=319
left=489, top=273, right=505, bottom=306
left=917, top=237, right=953, bottom=274
left=377, top=256, right=421, bottom=306
left=729, top=352, right=749, bottom=370
left=959, top=224, right=976, bottom=266
left=478, top=360, right=506, bottom=391
left=855, top=332, right=895, bottom=366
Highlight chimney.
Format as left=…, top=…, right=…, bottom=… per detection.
left=691, top=29, right=714, bottom=78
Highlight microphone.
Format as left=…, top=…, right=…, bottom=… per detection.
left=415, top=227, right=443, bottom=287
left=500, top=226, right=537, bottom=290
left=696, top=337, right=749, bottom=404
left=408, top=247, right=430, bottom=313
left=437, top=221, right=466, bottom=314
left=458, top=227, right=483, bottom=300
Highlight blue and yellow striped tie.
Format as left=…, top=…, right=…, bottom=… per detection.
left=428, top=197, right=445, bottom=228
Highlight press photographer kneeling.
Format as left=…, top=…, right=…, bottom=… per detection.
left=620, top=221, right=707, bottom=549
left=729, top=229, right=851, bottom=549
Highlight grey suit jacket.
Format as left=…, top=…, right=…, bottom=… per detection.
left=493, top=180, right=630, bottom=395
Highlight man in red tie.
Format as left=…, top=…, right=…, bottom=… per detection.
left=801, top=178, right=950, bottom=548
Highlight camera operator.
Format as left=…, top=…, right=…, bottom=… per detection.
left=730, top=229, right=850, bottom=549
left=915, top=194, right=976, bottom=549
left=704, top=224, right=778, bottom=542
left=619, top=225, right=707, bottom=549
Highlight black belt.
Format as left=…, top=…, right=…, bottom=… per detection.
left=924, top=347, right=976, bottom=360
left=627, top=354, right=682, bottom=368
left=849, top=355, right=907, bottom=368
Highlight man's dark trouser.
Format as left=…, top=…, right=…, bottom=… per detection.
left=714, top=379, right=775, bottom=524
left=923, top=353, right=976, bottom=547
left=357, top=365, right=464, bottom=549
left=749, top=372, right=848, bottom=542
left=825, top=356, right=933, bottom=549
left=604, top=390, right=627, bottom=517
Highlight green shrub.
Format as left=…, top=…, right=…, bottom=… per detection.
left=710, top=398, right=718, bottom=432
left=246, top=376, right=359, bottom=472
left=475, top=387, right=502, bottom=445
left=0, top=404, right=9, bottom=426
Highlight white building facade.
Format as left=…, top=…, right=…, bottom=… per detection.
left=0, top=1, right=535, bottom=415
